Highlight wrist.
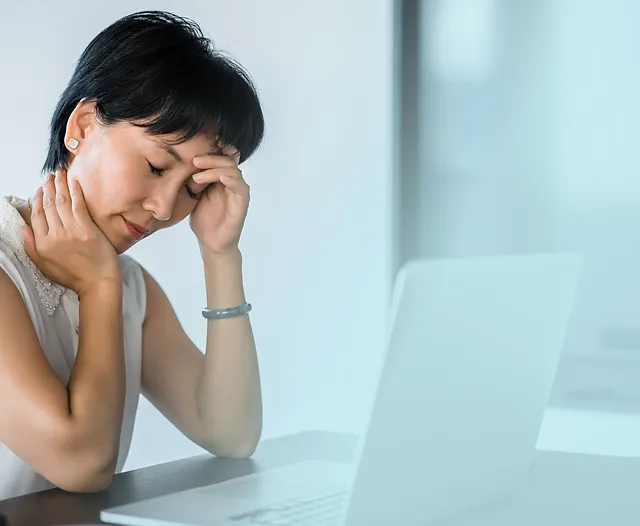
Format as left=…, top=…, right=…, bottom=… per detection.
left=202, top=247, right=243, bottom=268
left=202, top=249, right=246, bottom=309
left=77, top=277, right=123, bottom=301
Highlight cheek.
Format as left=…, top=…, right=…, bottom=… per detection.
left=170, top=195, right=200, bottom=223
left=68, top=154, right=138, bottom=214
left=176, top=200, right=197, bottom=220
left=66, top=155, right=101, bottom=205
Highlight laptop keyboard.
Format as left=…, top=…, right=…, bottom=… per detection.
left=230, top=487, right=348, bottom=526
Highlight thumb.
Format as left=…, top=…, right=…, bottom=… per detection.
left=22, top=225, right=37, bottom=262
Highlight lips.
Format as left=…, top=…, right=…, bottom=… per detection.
left=122, top=217, right=150, bottom=240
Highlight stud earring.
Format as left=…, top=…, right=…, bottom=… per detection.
left=67, top=138, right=79, bottom=150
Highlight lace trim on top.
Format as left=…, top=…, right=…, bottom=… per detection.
left=0, top=196, right=64, bottom=316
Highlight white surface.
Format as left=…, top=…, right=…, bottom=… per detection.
left=0, top=0, right=394, bottom=471
left=538, top=408, right=640, bottom=458
left=346, top=253, right=583, bottom=526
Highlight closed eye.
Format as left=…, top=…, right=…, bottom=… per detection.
left=185, top=185, right=200, bottom=200
left=148, top=160, right=201, bottom=200
left=147, top=161, right=165, bottom=176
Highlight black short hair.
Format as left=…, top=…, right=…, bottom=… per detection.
left=43, top=10, right=265, bottom=173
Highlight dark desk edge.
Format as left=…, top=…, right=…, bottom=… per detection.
left=0, top=430, right=356, bottom=526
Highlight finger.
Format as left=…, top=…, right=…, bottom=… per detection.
left=219, top=173, right=250, bottom=198
left=54, top=168, right=75, bottom=229
left=192, top=154, right=238, bottom=170
left=192, top=167, right=223, bottom=185
left=42, top=172, right=63, bottom=231
left=30, top=186, right=48, bottom=237
left=218, top=141, right=241, bottom=165
left=69, top=179, right=93, bottom=230
left=192, top=166, right=244, bottom=185
left=193, top=168, right=250, bottom=198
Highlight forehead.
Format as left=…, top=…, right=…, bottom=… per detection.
left=146, top=130, right=239, bottom=159
left=147, top=129, right=214, bottom=150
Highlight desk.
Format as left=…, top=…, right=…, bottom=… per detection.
left=1, top=430, right=639, bottom=526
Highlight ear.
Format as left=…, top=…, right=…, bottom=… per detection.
left=64, top=99, right=98, bottom=155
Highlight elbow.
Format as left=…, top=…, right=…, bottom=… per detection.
left=198, top=411, right=263, bottom=459
left=204, top=436, right=260, bottom=459
left=46, top=451, right=116, bottom=493
left=202, top=427, right=262, bottom=459
left=49, top=436, right=119, bottom=493
left=218, top=441, right=259, bottom=459
left=54, top=467, right=114, bottom=494
left=210, top=445, right=257, bottom=459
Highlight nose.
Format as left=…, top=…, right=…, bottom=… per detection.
left=144, top=183, right=178, bottom=222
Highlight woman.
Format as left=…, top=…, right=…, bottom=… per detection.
left=0, top=10, right=264, bottom=500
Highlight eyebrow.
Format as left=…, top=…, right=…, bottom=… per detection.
left=154, top=141, right=183, bottom=163
left=153, top=140, right=227, bottom=163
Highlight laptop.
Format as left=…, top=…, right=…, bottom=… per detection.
left=101, top=252, right=583, bottom=526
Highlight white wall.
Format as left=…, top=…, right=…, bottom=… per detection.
left=0, top=0, right=394, bottom=470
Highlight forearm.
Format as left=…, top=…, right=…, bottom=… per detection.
left=66, top=279, right=125, bottom=472
left=196, top=248, right=262, bottom=457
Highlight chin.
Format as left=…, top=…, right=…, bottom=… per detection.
left=102, top=231, right=127, bottom=255
left=99, top=218, right=131, bottom=255
left=113, top=239, right=135, bottom=255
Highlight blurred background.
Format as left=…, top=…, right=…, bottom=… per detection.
left=1, top=0, right=639, bottom=470
left=399, top=0, right=640, bottom=458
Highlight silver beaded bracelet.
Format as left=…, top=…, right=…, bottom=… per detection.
left=202, top=302, right=252, bottom=320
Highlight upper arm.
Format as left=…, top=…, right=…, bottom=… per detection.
left=0, top=268, right=110, bottom=492
left=140, top=268, right=208, bottom=448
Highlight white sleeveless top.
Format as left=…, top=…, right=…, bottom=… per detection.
left=0, top=196, right=146, bottom=500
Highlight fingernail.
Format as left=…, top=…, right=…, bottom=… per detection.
left=193, top=157, right=204, bottom=167
left=192, top=173, right=204, bottom=183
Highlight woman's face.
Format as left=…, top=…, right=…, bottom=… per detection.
left=64, top=102, right=219, bottom=254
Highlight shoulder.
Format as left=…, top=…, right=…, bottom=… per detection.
left=118, top=256, right=172, bottom=325
left=122, top=258, right=177, bottom=328
left=0, top=196, right=37, bottom=300
left=119, top=253, right=143, bottom=278
left=118, top=255, right=150, bottom=321
left=0, top=196, right=27, bottom=257
left=118, top=255, right=155, bottom=292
